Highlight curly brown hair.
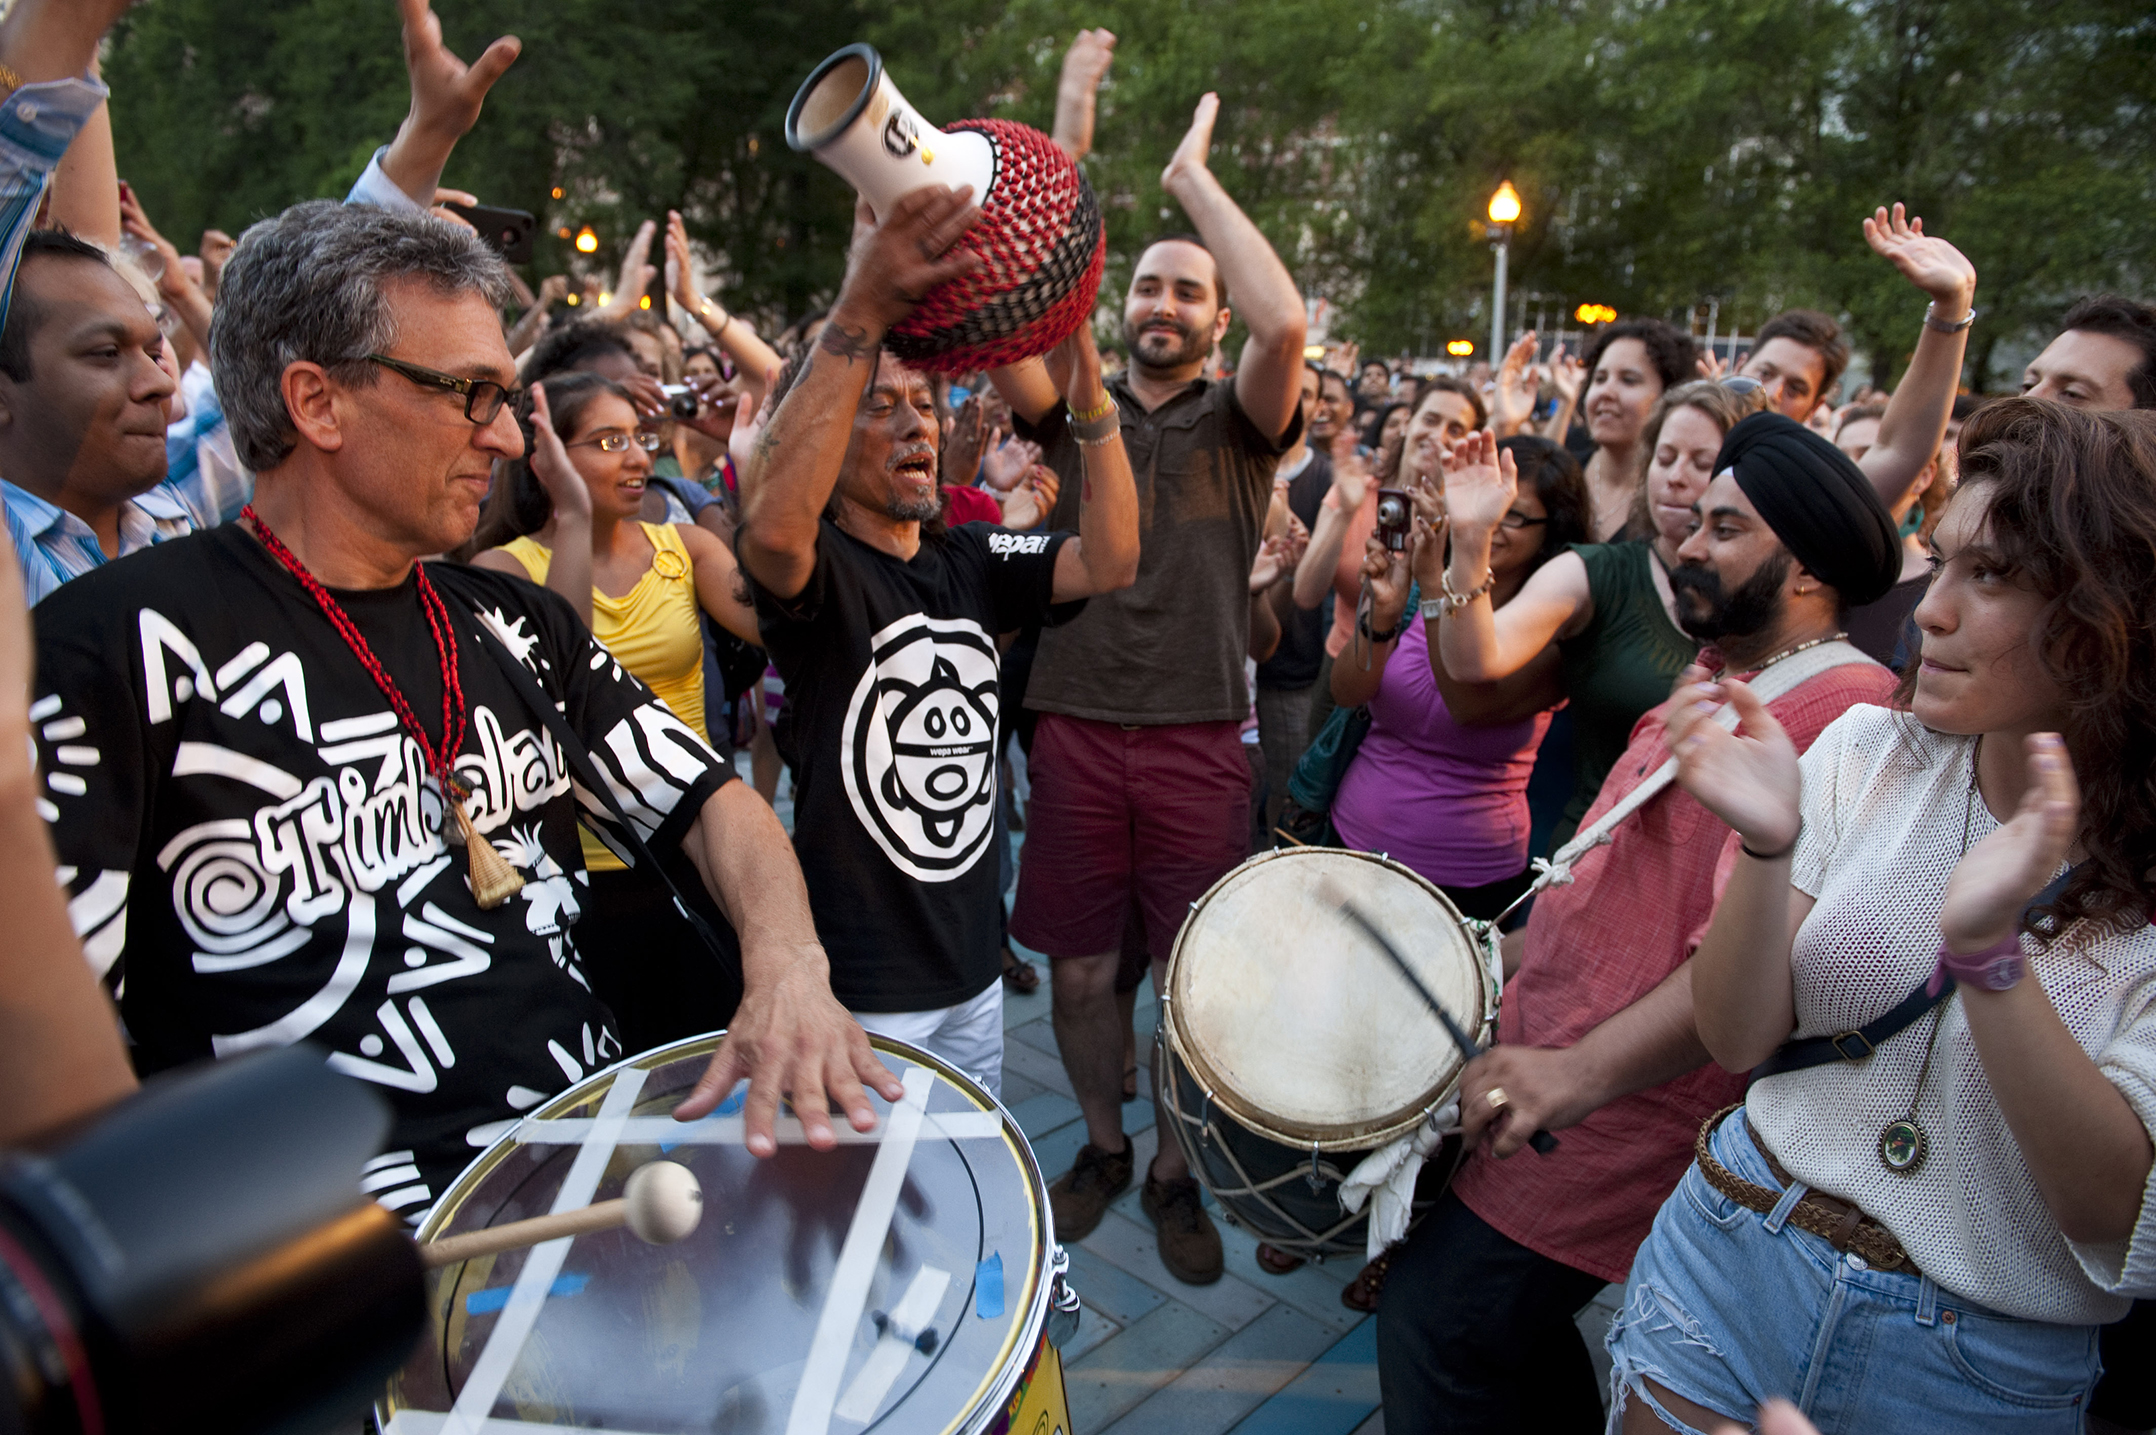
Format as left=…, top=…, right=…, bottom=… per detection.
left=1898, top=398, right=2156, bottom=937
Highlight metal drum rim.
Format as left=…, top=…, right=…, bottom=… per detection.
left=1163, top=847, right=1500, bottom=1152
left=376, top=1030, right=1057, bottom=1435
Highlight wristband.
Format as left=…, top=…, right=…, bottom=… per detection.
left=1358, top=611, right=1405, bottom=644
left=1923, top=301, right=1976, bottom=334
left=1936, top=932, right=2025, bottom=992
left=1069, top=403, right=1120, bottom=446
left=1740, top=822, right=1802, bottom=861
left=1070, top=393, right=1117, bottom=424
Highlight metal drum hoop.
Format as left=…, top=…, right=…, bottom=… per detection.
left=1162, top=847, right=1500, bottom=1155
left=382, top=1030, right=1065, bottom=1435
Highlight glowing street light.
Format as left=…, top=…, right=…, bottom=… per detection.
left=1485, top=182, right=1521, bottom=367
left=574, top=226, right=600, bottom=254
left=1447, top=339, right=1476, bottom=357
left=1487, top=181, right=1522, bottom=225
left=1575, top=303, right=1618, bottom=325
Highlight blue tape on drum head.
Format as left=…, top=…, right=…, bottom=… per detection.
left=465, top=1271, right=590, bottom=1316
left=974, top=1252, right=1004, bottom=1319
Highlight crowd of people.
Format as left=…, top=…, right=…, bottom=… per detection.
left=4, top=2, right=2156, bottom=1432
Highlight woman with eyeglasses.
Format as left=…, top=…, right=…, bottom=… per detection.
left=472, top=371, right=762, bottom=1050
left=1329, top=435, right=1592, bottom=917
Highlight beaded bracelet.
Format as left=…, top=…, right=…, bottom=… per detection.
left=1070, top=403, right=1121, bottom=446
left=1439, top=566, right=1495, bottom=615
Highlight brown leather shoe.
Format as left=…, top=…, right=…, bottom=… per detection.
left=1142, top=1173, right=1223, bottom=1285
left=1048, top=1139, right=1132, bottom=1241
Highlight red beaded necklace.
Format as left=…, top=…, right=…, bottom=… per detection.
left=242, top=505, right=523, bottom=908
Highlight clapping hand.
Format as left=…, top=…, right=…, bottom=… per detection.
left=595, top=220, right=657, bottom=322
left=525, top=383, right=593, bottom=526
left=1439, top=431, right=1518, bottom=537
left=1489, top=332, right=1540, bottom=437
left=1163, top=93, right=1219, bottom=193
left=1250, top=534, right=1295, bottom=593
left=1359, top=530, right=1413, bottom=629
left=1546, top=345, right=1584, bottom=405
left=943, top=395, right=990, bottom=486
left=1939, top=734, right=2079, bottom=953
left=1662, top=665, right=1802, bottom=852
left=981, top=432, right=1042, bottom=493
left=1864, top=202, right=1977, bottom=310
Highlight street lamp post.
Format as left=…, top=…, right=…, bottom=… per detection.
left=1486, top=181, right=1521, bottom=368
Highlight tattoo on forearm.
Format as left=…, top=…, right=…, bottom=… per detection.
left=817, top=322, right=876, bottom=362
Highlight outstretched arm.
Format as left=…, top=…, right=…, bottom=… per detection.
left=734, top=187, right=981, bottom=601
left=377, top=0, right=521, bottom=208
left=1436, top=433, right=1592, bottom=681
left=1161, top=94, right=1306, bottom=442
left=1052, top=29, right=1116, bottom=162
left=1855, top=203, right=1977, bottom=510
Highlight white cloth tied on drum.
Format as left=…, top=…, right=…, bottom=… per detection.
left=1338, top=1096, right=1459, bottom=1260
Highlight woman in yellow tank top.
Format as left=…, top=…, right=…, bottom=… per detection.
left=471, top=372, right=762, bottom=1049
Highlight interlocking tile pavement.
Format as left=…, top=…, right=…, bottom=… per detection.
left=1227, top=1317, right=1379, bottom=1435
left=1098, top=1303, right=1341, bottom=1435
left=1079, top=1210, right=1277, bottom=1333
left=1065, top=1300, right=1233, bottom=1432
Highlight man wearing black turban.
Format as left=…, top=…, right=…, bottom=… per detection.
left=1665, top=410, right=1904, bottom=670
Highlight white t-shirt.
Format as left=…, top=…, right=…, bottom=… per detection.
left=1749, top=704, right=2156, bottom=1323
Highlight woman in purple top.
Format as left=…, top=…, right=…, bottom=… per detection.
left=1330, top=436, right=1591, bottom=918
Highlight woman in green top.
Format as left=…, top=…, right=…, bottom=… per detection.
left=1434, top=380, right=1766, bottom=849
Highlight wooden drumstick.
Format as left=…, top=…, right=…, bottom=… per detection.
left=418, top=1160, right=703, bottom=1270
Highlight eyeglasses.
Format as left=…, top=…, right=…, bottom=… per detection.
left=365, top=353, right=522, bottom=424
left=567, top=430, right=665, bottom=454
left=1499, top=511, right=1550, bottom=531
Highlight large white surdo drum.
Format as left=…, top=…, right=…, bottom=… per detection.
left=1159, top=848, right=1498, bottom=1259
left=377, top=1034, right=1077, bottom=1435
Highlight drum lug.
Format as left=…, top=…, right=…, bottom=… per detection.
left=1045, top=1245, right=1083, bottom=1349
left=1305, top=1142, right=1323, bottom=1193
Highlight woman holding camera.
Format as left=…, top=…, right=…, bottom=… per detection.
left=1329, top=436, right=1591, bottom=918
left=472, top=372, right=763, bottom=1050
left=1609, top=399, right=2156, bottom=1435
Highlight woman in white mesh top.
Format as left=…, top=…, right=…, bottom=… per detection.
left=1606, top=398, right=2156, bottom=1435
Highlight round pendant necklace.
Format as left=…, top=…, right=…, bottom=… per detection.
left=1878, top=738, right=1982, bottom=1174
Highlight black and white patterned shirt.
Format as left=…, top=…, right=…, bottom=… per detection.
left=32, top=526, right=733, bottom=1215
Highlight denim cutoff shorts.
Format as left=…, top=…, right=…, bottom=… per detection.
left=1605, top=1105, right=2101, bottom=1435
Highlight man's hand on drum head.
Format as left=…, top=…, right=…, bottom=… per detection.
left=672, top=953, right=903, bottom=1155
left=1457, top=1044, right=1597, bottom=1159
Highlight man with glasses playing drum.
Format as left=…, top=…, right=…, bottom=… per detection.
left=27, top=199, right=900, bottom=1220
left=1375, top=414, right=1909, bottom=1432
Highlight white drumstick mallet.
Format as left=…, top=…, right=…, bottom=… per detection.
left=418, top=1160, right=703, bottom=1270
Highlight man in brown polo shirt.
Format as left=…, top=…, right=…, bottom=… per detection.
left=990, top=92, right=1305, bottom=1285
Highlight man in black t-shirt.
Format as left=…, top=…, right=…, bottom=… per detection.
left=735, top=186, right=1138, bottom=1098
left=33, top=200, right=897, bottom=1213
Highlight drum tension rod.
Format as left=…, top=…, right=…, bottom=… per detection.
left=1306, top=1141, right=1323, bottom=1193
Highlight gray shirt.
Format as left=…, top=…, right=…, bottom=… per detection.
left=1016, top=373, right=1300, bottom=725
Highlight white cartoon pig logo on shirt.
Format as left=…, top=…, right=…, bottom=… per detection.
left=840, top=614, right=1000, bottom=881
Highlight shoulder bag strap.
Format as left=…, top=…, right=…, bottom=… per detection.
left=1752, top=863, right=2083, bottom=1080
left=462, top=613, right=733, bottom=963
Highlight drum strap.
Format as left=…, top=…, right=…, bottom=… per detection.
left=1491, top=640, right=1881, bottom=929
left=466, top=616, right=735, bottom=966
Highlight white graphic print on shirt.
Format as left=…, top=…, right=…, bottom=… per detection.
left=30, top=535, right=732, bottom=1217
left=838, top=613, right=1001, bottom=883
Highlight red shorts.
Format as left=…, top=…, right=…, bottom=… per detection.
left=1011, top=713, right=1252, bottom=962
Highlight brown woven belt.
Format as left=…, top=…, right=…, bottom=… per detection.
left=1693, top=1105, right=1922, bottom=1278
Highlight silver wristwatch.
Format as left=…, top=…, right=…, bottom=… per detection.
left=1419, top=597, right=1448, bottom=621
